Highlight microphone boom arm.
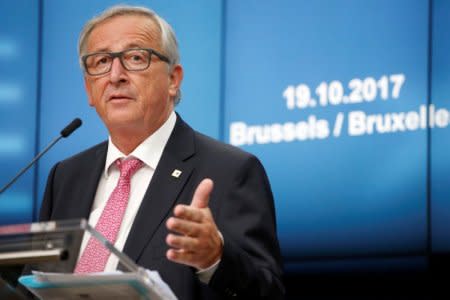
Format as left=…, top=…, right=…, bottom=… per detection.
left=0, top=118, right=82, bottom=195
left=0, top=135, right=62, bottom=195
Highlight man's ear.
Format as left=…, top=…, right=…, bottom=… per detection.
left=84, top=76, right=95, bottom=107
left=168, top=64, right=183, bottom=99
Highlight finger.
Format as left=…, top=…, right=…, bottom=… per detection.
left=166, top=248, right=196, bottom=266
left=190, top=178, right=214, bottom=209
left=173, top=205, right=204, bottom=222
left=166, top=217, right=201, bottom=236
left=166, top=234, right=199, bottom=251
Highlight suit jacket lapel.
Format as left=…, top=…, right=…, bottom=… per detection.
left=123, top=115, right=196, bottom=262
left=71, top=142, right=108, bottom=220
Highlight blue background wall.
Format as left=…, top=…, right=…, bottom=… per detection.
left=0, top=1, right=39, bottom=224
left=224, top=0, right=428, bottom=262
left=431, top=0, right=450, bottom=253
left=1, top=0, right=450, bottom=273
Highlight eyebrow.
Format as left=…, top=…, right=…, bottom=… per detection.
left=89, top=43, right=147, bottom=54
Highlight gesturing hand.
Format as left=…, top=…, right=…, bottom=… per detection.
left=165, top=178, right=223, bottom=270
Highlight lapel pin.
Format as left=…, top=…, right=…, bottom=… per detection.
left=171, top=169, right=182, bottom=178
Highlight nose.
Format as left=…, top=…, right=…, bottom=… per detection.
left=109, top=57, right=128, bottom=84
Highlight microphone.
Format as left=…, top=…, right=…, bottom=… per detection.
left=0, top=118, right=82, bottom=195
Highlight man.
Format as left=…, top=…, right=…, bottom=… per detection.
left=39, top=5, right=284, bottom=299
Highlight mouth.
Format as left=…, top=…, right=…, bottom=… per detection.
left=108, top=95, right=133, bottom=102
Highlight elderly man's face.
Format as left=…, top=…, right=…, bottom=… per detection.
left=83, top=15, right=182, bottom=135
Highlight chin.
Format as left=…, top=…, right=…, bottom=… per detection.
left=105, top=114, right=140, bottom=129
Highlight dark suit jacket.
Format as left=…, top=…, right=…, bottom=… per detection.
left=39, top=114, right=285, bottom=299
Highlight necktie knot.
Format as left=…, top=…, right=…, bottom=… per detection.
left=116, top=158, right=143, bottom=180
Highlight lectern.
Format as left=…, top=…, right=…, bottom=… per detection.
left=0, top=219, right=174, bottom=299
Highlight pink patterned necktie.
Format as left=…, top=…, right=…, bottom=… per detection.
left=74, top=158, right=143, bottom=273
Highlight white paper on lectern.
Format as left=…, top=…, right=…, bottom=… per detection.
left=143, top=270, right=177, bottom=300
left=20, top=270, right=178, bottom=300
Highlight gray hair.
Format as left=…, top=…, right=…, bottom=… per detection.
left=78, top=5, right=181, bottom=103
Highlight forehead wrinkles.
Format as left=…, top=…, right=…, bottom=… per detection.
left=87, top=16, right=163, bottom=52
left=135, top=17, right=163, bottom=49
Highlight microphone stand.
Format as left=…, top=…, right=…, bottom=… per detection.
left=0, top=118, right=82, bottom=195
left=0, top=135, right=63, bottom=195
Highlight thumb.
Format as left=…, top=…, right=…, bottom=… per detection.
left=190, top=178, right=214, bottom=209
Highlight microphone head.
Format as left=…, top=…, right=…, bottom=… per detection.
left=60, top=118, right=82, bottom=137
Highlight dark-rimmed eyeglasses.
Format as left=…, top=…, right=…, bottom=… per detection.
left=82, top=48, right=170, bottom=76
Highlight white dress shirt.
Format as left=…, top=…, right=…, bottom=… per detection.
left=79, top=111, right=219, bottom=283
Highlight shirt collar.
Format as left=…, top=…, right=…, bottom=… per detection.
left=104, top=111, right=177, bottom=177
